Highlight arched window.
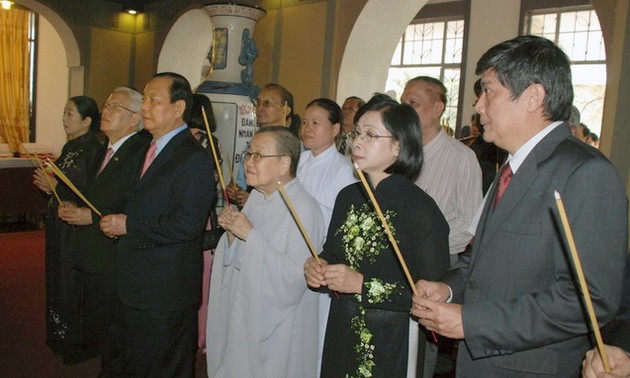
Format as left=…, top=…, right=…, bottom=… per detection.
left=526, top=3, right=605, bottom=143
left=386, top=3, right=465, bottom=134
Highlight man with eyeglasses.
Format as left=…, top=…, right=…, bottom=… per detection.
left=227, top=83, right=296, bottom=208
left=337, top=96, right=365, bottom=157
left=57, top=86, right=150, bottom=376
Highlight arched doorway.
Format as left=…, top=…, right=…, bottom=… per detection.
left=13, top=0, right=82, bottom=154
left=336, top=0, right=428, bottom=103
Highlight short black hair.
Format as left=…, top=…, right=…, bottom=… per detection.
left=69, top=95, right=100, bottom=134
left=154, top=72, right=193, bottom=121
left=476, top=35, right=573, bottom=122
left=306, top=98, right=342, bottom=125
left=263, top=83, right=295, bottom=123
left=344, top=96, right=366, bottom=108
left=357, top=96, right=423, bottom=181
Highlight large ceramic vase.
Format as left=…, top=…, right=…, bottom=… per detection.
left=200, top=3, right=265, bottom=195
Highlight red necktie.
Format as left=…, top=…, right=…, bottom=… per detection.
left=493, top=163, right=513, bottom=208
left=140, top=142, right=157, bottom=178
left=97, top=147, right=114, bottom=175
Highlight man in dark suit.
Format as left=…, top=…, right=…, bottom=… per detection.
left=100, top=72, right=216, bottom=376
left=411, top=35, right=628, bottom=377
left=59, top=86, right=149, bottom=375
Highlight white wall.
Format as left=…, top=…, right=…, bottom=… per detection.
left=461, top=0, right=521, bottom=125
left=157, top=9, right=213, bottom=91
left=36, top=16, right=69, bottom=156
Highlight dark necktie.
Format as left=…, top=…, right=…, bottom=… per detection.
left=493, top=163, right=513, bottom=208
left=140, top=142, right=157, bottom=178
left=338, top=136, right=347, bottom=155
left=97, top=147, right=114, bottom=175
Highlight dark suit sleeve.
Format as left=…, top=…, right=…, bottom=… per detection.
left=126, top=148, right=216, bottom=246
left=461, top=156, right=627, bottom=357
left=602, top=253, right=630, bottom=351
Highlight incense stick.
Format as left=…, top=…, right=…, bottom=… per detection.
left=227, top=153, right=236, bottom=187
left=46, top=159, right=102, bottom=217
left=201, top=105, right=230, bottom=206
left=554, top=190, right=610, bottom=373
left=354, top=164, right=417, bottom=296
left=277, top=180, right=320, bottom=263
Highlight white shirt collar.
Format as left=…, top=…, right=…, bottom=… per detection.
left=506, top=121, right=563, bottom=173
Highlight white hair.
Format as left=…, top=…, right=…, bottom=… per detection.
left=112, top=86, right=143, bottom=130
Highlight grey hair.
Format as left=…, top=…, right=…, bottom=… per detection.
left=567, top=105, right=580, bottom=128
left=113, top=86, right=143, bottom=130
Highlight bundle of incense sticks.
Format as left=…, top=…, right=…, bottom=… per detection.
left=46, top=159, right=102, bottom=217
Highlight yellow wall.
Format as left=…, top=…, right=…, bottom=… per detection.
left=253, top=0, right=366, bottom=114
left=88, top=28, right=132, bottom=104
left=281, top=2, right=327, bottom=112
left=134, top=31, right=155, bottom=90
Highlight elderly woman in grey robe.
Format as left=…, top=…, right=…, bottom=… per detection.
left=207, top=126, right=324, bottom=378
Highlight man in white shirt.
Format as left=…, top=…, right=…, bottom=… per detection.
left=401, top=75, right=483, bottom=378
left=402, top=76, right=482, bottom=264
left=337, top=96, right=364, bottom=157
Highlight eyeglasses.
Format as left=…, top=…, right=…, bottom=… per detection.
left=254, top=99, right=279, bottom=108
left=348, top=129, right=395, bottom=143
left=241, top=151, right=285, bottom=162
left=102, top=102, right=136, bottom=114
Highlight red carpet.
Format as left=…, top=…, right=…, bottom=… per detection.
left=0, top=230, right=206, bottom=377
left=0, top=231, right=100, bottom=377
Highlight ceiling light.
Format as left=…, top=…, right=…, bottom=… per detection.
left=1, top=1, right=14, bottom=10
left=122, top=2, right=142, bottom=15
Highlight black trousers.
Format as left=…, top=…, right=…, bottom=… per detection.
left=83, top=271, right=124, bottom=376
left=120, top=304, right=196, bottom=377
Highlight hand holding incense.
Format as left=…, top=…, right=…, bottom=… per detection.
left=46, top=159, right=102, bottom=217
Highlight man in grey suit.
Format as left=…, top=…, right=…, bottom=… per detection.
left=411, top=35, right=628, bottom=377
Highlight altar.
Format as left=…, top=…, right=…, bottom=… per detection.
left=0, top=144, right=55, bottom=232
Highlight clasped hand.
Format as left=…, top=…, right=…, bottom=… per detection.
left=99, top=214, right=127, bottom=238
left=303, top=256, right=363, bottom=294
left=411, top=279, right=465, bottom=339
left=217, top=205, right=252, bottom=242
left=33, top=168, right=57, bottom=193
left=582, top=345, right=630, bottom=378
left=226, top=183, right=249, bottom=209
left=57, top=201, right=93, bottom=225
